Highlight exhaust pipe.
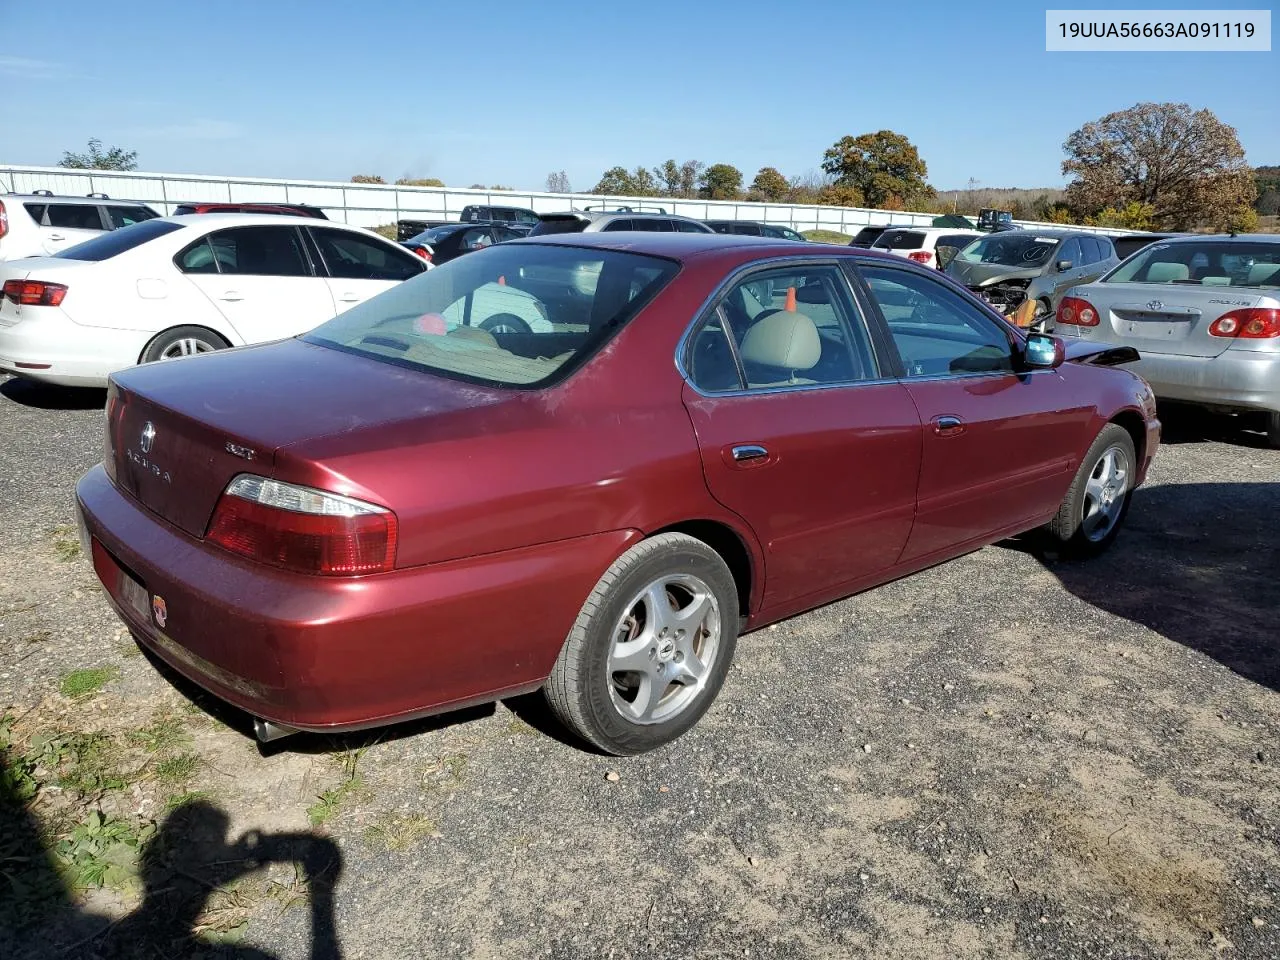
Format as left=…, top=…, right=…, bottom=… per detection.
left=254, top=717, right=300, bottom=743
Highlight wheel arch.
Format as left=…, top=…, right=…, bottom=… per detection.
left=649, top=519, right=757, bottom=619
left=1108, top=407, right=1147, bottom=466
left=138, top=324, right=233, bottom=364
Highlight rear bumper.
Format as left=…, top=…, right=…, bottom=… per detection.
left=0, top=310, right=144, bottom=387
left=76, top=464, right=638, bottom=733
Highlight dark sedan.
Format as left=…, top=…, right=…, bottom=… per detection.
left=401, top=221, right=523, bottom=265
left=77, top=233, right=1160, bottom=755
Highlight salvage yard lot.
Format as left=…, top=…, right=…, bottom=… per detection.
left=1, top=373, right=1278, bottom=960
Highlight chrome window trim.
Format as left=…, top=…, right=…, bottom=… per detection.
left=673, top=255, right=887, bottom=397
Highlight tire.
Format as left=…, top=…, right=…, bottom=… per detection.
left=140, top=326, right=230, bottom=364
left=478, top=313, right=531, bottom=335
left=1031, top=299, right=1053, bottom=333
left=1045, top=423, right=1136, bottom=558
left=1266, top=412, right=1280, bottom=449
left=544, top=533, right=739, bottom=755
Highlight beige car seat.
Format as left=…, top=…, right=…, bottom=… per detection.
left=739, top=310, right=821, bottom=386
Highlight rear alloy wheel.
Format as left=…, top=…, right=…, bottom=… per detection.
left=545, top=533, right=739, bottom=755
left=141, top=326, right=229, bottom=364
left=1045, top=423, right=1136, bottom=557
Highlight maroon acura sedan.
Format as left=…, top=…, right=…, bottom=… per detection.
left=77, top=233, right=1160, bottom=755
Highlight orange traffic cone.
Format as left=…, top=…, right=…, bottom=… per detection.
left=784, top=287, right=796, bottom=312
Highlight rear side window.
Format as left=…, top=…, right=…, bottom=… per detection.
left=202, top=225, right=311, bottom=277
left=104, top=205, right=158, bottom=229
left=676, top=219, right=709, bottom=234
left=47, top=204, right=104, bottom=230
left=528, top=216, right=586, bottom=237
left=23, top=203, right=47, bottom=224
left=55, top=219, right=183, bottom=261
left=602, top=219, right=635, bottom=232
left=310, top=228, right=424, bottom=281
left=873, top=230, right=926, bottom=250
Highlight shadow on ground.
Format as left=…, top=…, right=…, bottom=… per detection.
left=0, top=378, right=106, bottom=412
left=0, top=774, right=343, bottom=959
left=1017, top=481, right=1279, bottom=694
left=1157, top=402, right=1274, bottom=450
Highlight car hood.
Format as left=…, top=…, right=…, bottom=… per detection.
left=945, top=260, right=1044, bottom=287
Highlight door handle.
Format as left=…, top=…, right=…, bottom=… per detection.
left=731, top=444, right=769, bottom=462
left=932, top=416, right=965, bottom=437
left=47, top=233, right=65, bottom=241
left=337, top=293, right=361, bottom=303
left=219, top=291, right=244, bottom=302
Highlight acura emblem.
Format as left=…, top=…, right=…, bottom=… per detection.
left=1147, top=300, right=1163, bottom=311
left=140, top=421, right=156, bottom=454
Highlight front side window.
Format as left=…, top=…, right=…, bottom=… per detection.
left=955, top=233, right=1059, bottom=268
left=311, top=228, right=423, bottom=281
left=203, top=225, right=311, bottom=277
left=55, top=219, right=183, bottom=261
left=1057, top=238, right=1083, bottom=268
left=1104, top=240, right=1280, bottom=288
left=47, top=204, right=104, bottom=230
left=860, top=265, right=1014, bottom=378
left=687, top=264, right=877, bottom=392
left=305, top=244, right=678, bottom=387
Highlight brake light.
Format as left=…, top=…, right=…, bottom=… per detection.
left=206, top=475, right=397, bottom=576
left=1207, top=308, right=1280, bottom=339
left=0, top=200, right=7, bottom=239
left=1057, top=296, right=1099, bottom=327
left=2, top=280, right=68, bottom=307
left=412, top=246, right=433, bottom=262
left=907, top=251, right=933, bottom=264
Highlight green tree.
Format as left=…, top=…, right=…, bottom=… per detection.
left=821, top=131, right=932, bottom=208
left=350, top=174, right=386, bottom=184
left=58, top=138, right=138, bottom=171
left=395, top=177, right=444, bottom=187
left=698, top=163, right=743, bottom=201
left=1062, top=102, right=1257, bottom=231
left=592, top=166, right=657, bottom=196
left=750, top=166, right=789, bottom=202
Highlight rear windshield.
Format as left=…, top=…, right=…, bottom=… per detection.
left=873, top=229, right=927, bottom=250
left=851, top=227, right=885, bottom=245
left=528, top=216, right=587, bottom=237
left=54, top=219, right=183, bottom=261
left=1104, top=240, right=1280, bottom=288
left=955, top=233, right=1058, bottom=267
left=411, top=224, right=464, bottom=243
left=305, top=243, right=678, bottom=387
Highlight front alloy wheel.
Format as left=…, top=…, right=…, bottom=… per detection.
left=1046, top=423, right=1136, bottom=557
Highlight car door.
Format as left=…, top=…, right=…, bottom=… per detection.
left=40, top=203, right=106, bottom=254
left=1051, top=238, right=1092, bottom=301
left=855, top=261, right=1094, bottom=562
left=179, top=224, right=337, bottom=343
left=680, top=261, right=922, bottom=611
left=307, top=226, right=425, bottom=311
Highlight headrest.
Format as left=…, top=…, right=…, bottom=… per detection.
left=1246, top=262, right=1280, bottom=287
left=1146, top=262, right=1189, bottom=282
left=740, top=310, right=821, bottom=370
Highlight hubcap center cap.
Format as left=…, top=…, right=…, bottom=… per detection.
left=656, top=638, right=676, bottom=661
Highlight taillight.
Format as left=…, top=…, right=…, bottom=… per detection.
left=1208, top=308, right=1280, bottom=339
left=206, top=475, right=397, bottom=576
left=2, top=280, right=68, bottom=306
left=1057, top=296, right=1099, bottom=327
left=0, top=200, right=8, bottom=239
left=412, top=246, right=433, bottom=262
left=907, top=251, right=933, bottom=264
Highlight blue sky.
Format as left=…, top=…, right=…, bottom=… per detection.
left=1, top=0, right=1275, bottom=191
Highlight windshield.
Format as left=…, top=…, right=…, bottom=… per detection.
left=954, top=233, right=1058, bottom=268
left=54, top=219, right=183, bottom=261
left=1104, top=240, right=1280, bottom=288
left=305, top=243, right=678, bottom=387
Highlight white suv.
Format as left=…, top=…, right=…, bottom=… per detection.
left=870, top=226, right=983, bottom=269
left=0, top=191, right=160, bottom=262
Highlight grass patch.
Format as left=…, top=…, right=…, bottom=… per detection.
left=152, top=751, right=201, bottom=786
left=127, top=714, right=191, bottom=754
left=163, top=789, right=209, bottom=812
left=307, top=750, right=364, bottom=827
left=52, top=524, right=81, bottom=562
left=55, top=809, right=155, bottom=891
left=802, top=229, right=853, bottom=245
left=59, top=666, right=119, bottom=699
left=365, top=813, right=438, bottom=851
left=53, top=732, right=134, bottom=796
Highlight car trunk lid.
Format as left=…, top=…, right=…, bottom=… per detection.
left=1088, top=285, right=1266, bottom=358
left=106, top=338, right=512, bottom=538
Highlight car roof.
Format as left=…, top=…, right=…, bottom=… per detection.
left=511, top=230, right=888, bottom=262
left=164, top=213, right=358, bottom=229
left=541, top=210, right=698, bottom=222
left=993, top=228, right=1098, bottom=239
left=1153, top=233, right=1280, bottom=244
left=5, top=193, right=139, bottom=205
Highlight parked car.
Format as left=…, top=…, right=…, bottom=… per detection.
left=396, top=218, right=451, bottom=241
left=870, top=226, right=982, bottom=268
left=75, top=233, right=1159, bottom=755
left=529, top=211, right=714, bottom=236
left=976, top=208, right=1015, bottom=232
left=170, top=202, right=328, bottom=219
left=0, top=192, right=160, bottom=261
left=705, top=220, right=806, bottom=241
left=1056, top=234, right=1280, bottom=446
left=945, top=229, right=1120, bottom=328
left=401, top=222, right=523, bottom=265
left=459, top=204, right=540, bottom=231
left=0, top=214, right=425, bottom=386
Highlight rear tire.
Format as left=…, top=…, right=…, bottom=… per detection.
left=544, top=533, right=739, bottom=755
left=478, top=313, right=531, bottom=335
left=1046, top=423, right=1136, bottom=558
left=140, top=326, right=230, bottom=364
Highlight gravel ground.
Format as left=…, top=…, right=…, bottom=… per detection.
left=1, top=372, right=1278, bottom=960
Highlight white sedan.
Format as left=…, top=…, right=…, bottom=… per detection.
left=0, top=214, right=427, bottom=387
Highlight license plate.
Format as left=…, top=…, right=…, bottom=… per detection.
left=117, top=567, right=151, bottom=623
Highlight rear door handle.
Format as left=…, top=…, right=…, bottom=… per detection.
left=731, top=444, right=769, bottom=462
left=337, top=293, right=361, bottom=303
left=47, top=232, right=65, bottom=241
left=932, top=415, right=965, bottom=437
left=219, top=291, right=243, bottom=302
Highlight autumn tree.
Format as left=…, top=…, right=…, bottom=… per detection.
left=59, top=139, right=138, bottom=171
left=750, top=167, right=789, bottom=202
left=1061, top=102, right=1257, bottom=230
left=698, top=163, right=743, bottom=201
left=395, top=177, right=444, bottom=187
left=592, top=166, right=658, bottom=196
left=821, top=131, right=933, bottom=208
left=350, top=174, right=386, bottom=184
left=816, top=183, right=866, bottom=207
left=545, top=170, right=571, bottom=193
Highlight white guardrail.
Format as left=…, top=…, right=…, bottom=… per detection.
left=0, top=164, right=1141, bottom=237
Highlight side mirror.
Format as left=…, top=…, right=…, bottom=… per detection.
left=1024, top=333, right=1065, bottom=369
left=1056, top=259, right=1073, bottom=272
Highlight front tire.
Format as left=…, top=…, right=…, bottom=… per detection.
left=1045, top=424, right=1136, bottom=557
left=140, top=326, right=229, bottom=364
left=544, top=533, right=739, bottom=755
